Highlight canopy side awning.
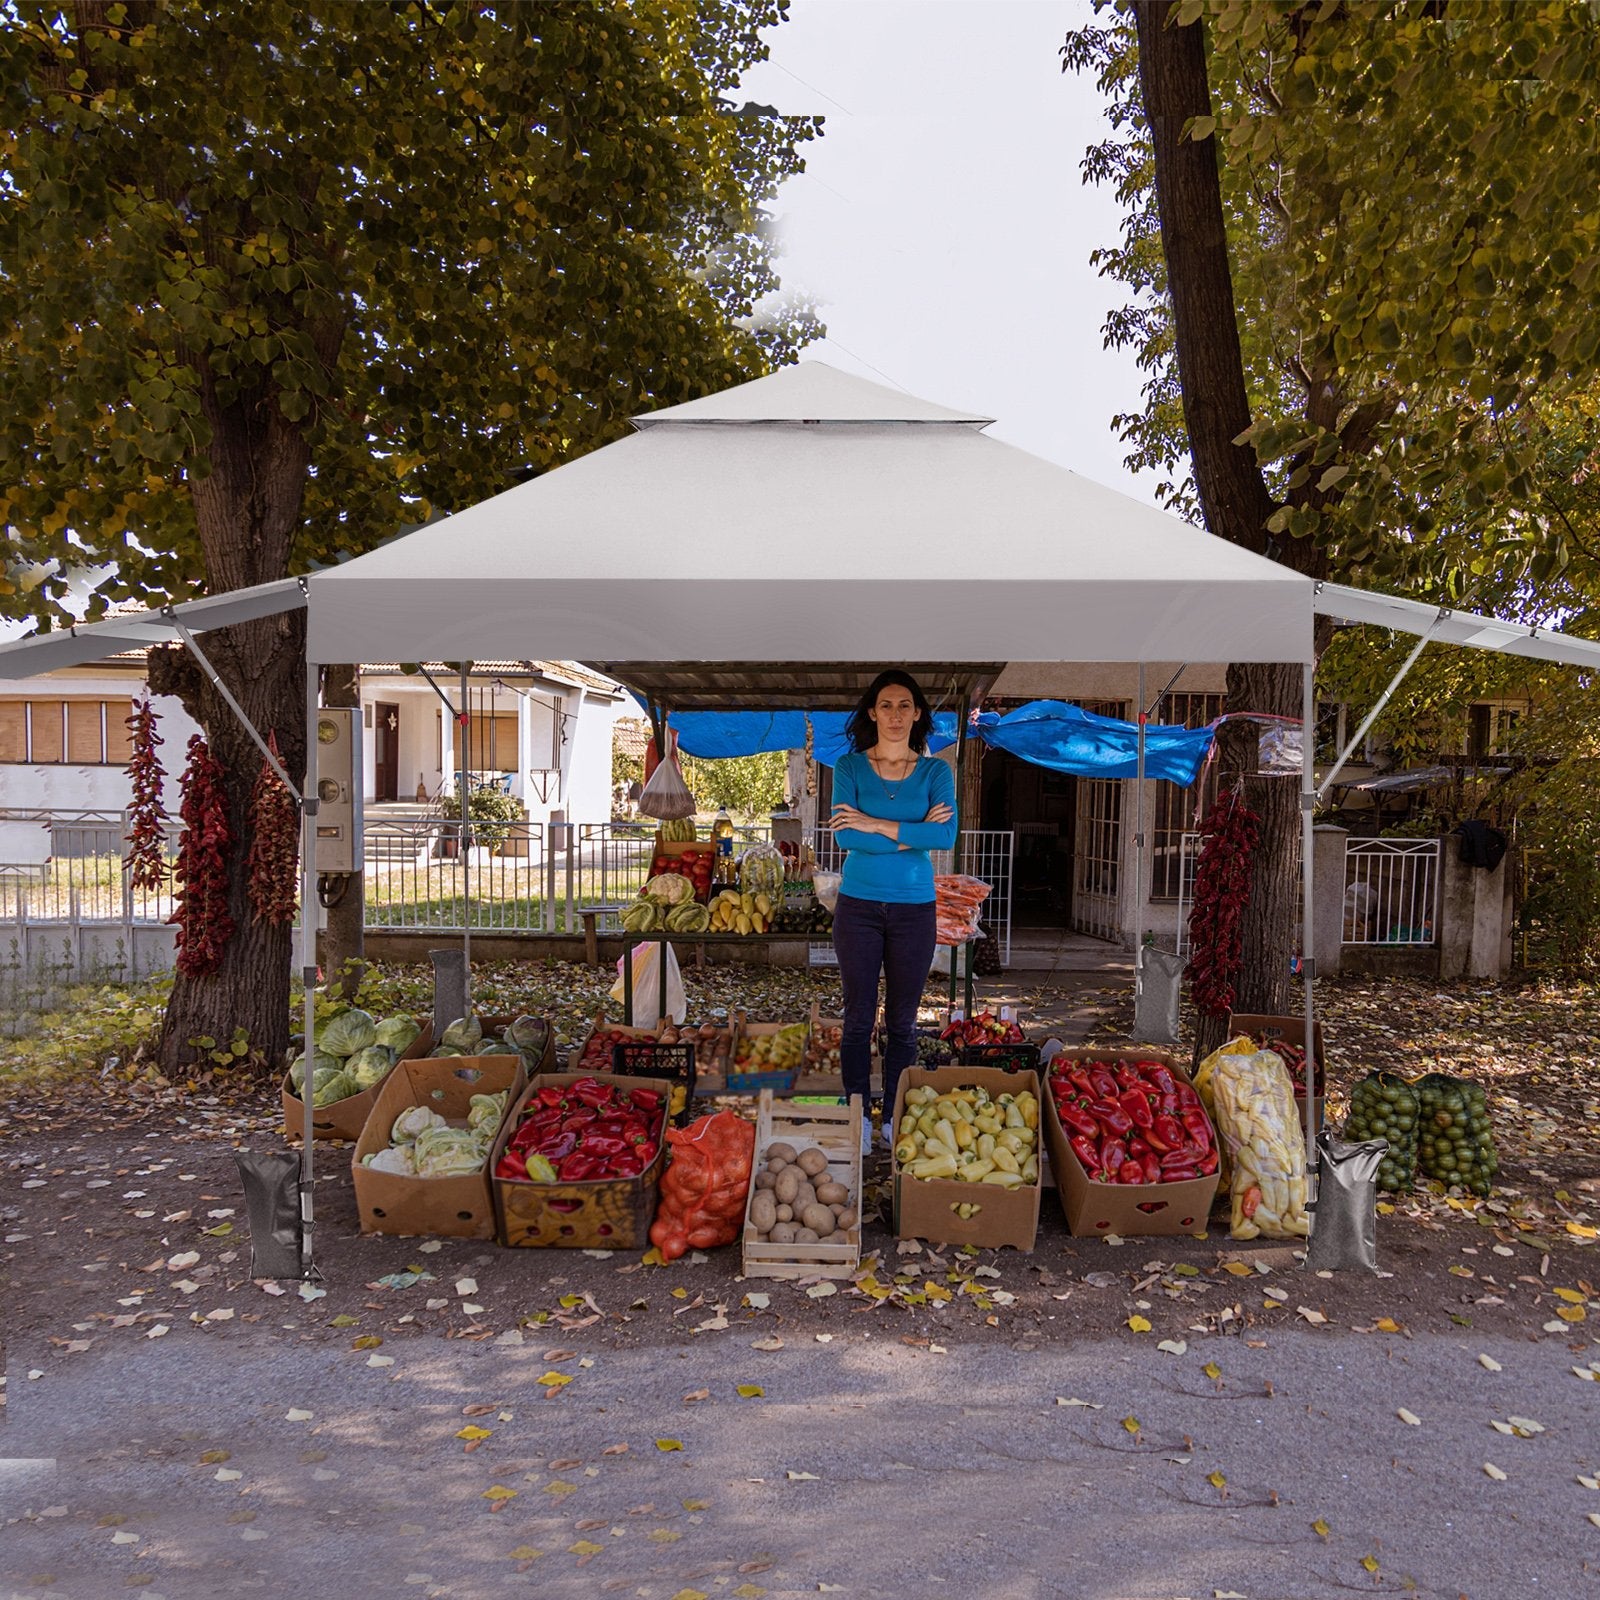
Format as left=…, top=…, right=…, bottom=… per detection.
left=0, top=577, right=306, bottom=679
left=1314, top=581, right=1600, bottom=670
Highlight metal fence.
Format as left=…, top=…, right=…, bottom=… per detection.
left=1343, top=837, right=1440, bottom=945
left=1, top=812, right=1018, bottom=964
left=809, top=827, right=1014, bottom=968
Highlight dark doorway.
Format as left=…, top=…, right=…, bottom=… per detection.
left=373, top=701, right=400, bottom=803
left=980, top=747, right=1074, bottom=927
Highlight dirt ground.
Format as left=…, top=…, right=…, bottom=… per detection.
left=2, top=969, right=1596, bottom=1370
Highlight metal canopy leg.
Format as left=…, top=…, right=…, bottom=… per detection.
left=458, top=663, right=472, bottom=1001
left=300, top=660, right=320, bottom=1278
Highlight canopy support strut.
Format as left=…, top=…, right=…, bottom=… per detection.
left=1300, top=660, right=1319, bottom=1224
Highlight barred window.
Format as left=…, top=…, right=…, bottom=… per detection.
left=1150, top=692, right=1222, bottom=901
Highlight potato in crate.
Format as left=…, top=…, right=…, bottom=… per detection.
left=743, top=1092, right=864, bottom=1280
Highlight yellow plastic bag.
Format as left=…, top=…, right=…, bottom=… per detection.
left=1192, top=1035, right=1256, bottom=1189
left=1210, top=1048, right=1310, bottom=1240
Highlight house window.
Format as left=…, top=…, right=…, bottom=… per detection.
left=467, top=712, right=518, bottom=772
left=0, top=698, right=134, bottom=764
left=1150, top=692, right=1223, bottom=901
left=1469, top=704, right=1521, bottom=759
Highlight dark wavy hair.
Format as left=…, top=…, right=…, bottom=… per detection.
left=845, top=670, right=934, bottom=754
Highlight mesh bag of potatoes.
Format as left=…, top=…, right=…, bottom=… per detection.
left=748, top=1141, right=858, bottom=1246
left=1209, top=1048, right=1311, bottom=1240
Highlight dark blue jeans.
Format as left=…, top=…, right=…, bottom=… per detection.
left=832, top=892, right=936, bottom=1119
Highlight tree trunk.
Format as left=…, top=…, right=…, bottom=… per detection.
left=320, top=663, right=366, bottom=998
left=1134, top=2, right=1308, bottom=1062
left=147, top=359, right=323, bottom=1076
left=148, top=608, right=307, bottom=1073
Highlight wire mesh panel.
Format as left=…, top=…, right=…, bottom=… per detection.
left=1072, top=778, right=1122, bottom=943
left=807, top=827, right=1013, bottom=967
left=1174, top=830, right=1202, bottom=958
left=1343, top=838, right=1440, bottom=945
left=363, top=818, right=547, bottom=931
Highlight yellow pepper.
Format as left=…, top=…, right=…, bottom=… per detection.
left=980, top=1170, right=1025, bottom=1188
left=959, top=1157, right=995, bottom=1182
left=990, top=1146, right=1021, bottom=1175
left=977, top=1132, right=996, bottom=1161
left=911, top=1151, right=959, bottom=1181
left=953, top=1121, right=976, bottom=1150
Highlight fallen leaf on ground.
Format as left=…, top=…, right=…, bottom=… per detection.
left=655, top=1438, right=683, bottom=1452
left=1479, top=1353, right=1503, bottom=1372
left=1397, top=1408, right=1422, bottom=1426
left=786, top=1470, right=820, bottom=1481
left=1484, top=1462, right=1508, bottom=1481
left=1056, top=1397, right=1102, bottom=1408
left=1126, top=1315, right=1151, bottom=1334
left=736, top=1384, right=764, bottom=1398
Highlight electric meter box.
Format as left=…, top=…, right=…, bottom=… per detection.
left=312, top=707, right=363, bottom=874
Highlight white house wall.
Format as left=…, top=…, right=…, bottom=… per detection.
left=0, top=667, right=200, bottom=816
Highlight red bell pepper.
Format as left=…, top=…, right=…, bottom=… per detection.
left=1089, top=1068, right=1118, bottom=1100
left=535, top=1085, right=567, bottom=1108
left=558, top=1151, right=601, bottom=1181
left=583, top=1133, right=628, bottom=1158
left=562, top=1108, right=598, bottom=1131
left=630, top=1087, right=662, bottom=1113
left=1069, top=1133, right=1102, bottom=1176
left=1143, top=1062, right=1176, bottom=1095
left=1101, top=1140, right=1126, bottom=1178
left=1117, top=1163, right=1146, bottom=1184
left=1180, top=1107, right=1213, bottom=1149
left=1056, top=1101, right=1099, bottom=1139
left=1118, top=1088, right=1153, bottom=1130
left=496, top=1148, right=528, bottom=1180
left=1090, top=1099, right=1133, bottom=1138
left=537, top=1129, right=578, bottom=1161
left=1150, top=1114, right=1186, bottom=1153
left=614, top=1150, right=646, bottom=1179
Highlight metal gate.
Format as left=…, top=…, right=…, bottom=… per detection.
left=1071, top=778, right=1122, bottom=943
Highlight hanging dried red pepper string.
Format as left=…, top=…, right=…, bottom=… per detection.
left=122, top=698, right=169, bottom=892
left=169, top=734, right=235, bottom=978
left=246, top=730, right=299, bottom=926
left=1186, top=784, right=1261, bottom=1019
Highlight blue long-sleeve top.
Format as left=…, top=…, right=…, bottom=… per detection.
left=831, top=750, right=958, bottom=904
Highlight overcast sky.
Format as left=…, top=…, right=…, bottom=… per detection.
left=742, top=0, right=1161, bottom=502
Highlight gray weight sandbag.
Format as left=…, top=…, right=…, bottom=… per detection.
left=1305, top=1131, right=1387, bottom=1273
left=233, top=1149, right=304, bottom=1280
left=1134, top=946, right=1184, bottom=1045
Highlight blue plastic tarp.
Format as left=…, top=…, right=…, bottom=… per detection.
left=669, top=700, right=1213, bottom=786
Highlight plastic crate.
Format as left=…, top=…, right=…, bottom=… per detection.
left=726, top=1067, right=800, bottom=1093
left=610, top=1038, right=697, bottom=1125
left=957, top=1041, right=1042, bottom=1075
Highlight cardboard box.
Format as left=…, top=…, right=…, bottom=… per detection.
left=1227, top=1011, right=1326, bottom=1119
left=743, top=1091, right=863, bottom=1279
left=1044, top=1046, right=1219, bottom=1237
left=891, top=1066, right=1042, bottom=1252
left=491, top=1071, right=671, bottom=1249
left=350, top=1053, right=525, bottom=1239
left=279, top=1016, right=422, bottom=1144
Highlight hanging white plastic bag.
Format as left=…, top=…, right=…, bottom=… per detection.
left=636, top=757, right=697, bottom=821
left=609, top=940, right=687, bottom=1024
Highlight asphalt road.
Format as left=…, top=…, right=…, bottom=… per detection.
left=4, top=1321, right=1598, bottom=1600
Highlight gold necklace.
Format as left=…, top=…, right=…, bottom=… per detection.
left=869, top=750, right=916, bottom=798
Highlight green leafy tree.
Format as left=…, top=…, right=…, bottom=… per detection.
left=1067, top=1, right=1600, bottom=1047
left=0, top=0, right=819, bottom=1070
left=679, top=749, right=788, bottom=821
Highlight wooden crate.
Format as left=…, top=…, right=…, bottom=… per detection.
left=741, top=1091, right=863, bottom=1281
left=491, top=1071, right=671, bottom=1249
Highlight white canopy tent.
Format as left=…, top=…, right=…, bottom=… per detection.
left=6, top=360, right=1599, bottom=1275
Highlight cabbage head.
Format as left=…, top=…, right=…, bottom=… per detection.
left=413, top=1125, right=486, bottom=1177
left=346, top=1046, right=395, bottom=1090
left=440, top=1013, right=484, bottom=1053
left=474, top=1039, right=518, bottom=1057
left=319, top=1008, right=377, bottom=1058
left=392, top=1106, right=447, bottom=1145
left=467, top=1091, right=508, bottom=1136
left=311, top=1069, right=357, bottom=1107
left=505, top=1015, right=546, bottom=1056
left=288, top=1050, right=341, bottom=1090
left=362, top=1146, right=415, bottom=1177
left=428, top=1043, right=465, bottom=1058
left=374, top=1015, right=421, bottom=1054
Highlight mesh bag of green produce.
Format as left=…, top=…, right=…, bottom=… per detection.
left=1343, top=1072, right=1420, bottom=1194
left=1414, top=1073, right=1498, bottom=1197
